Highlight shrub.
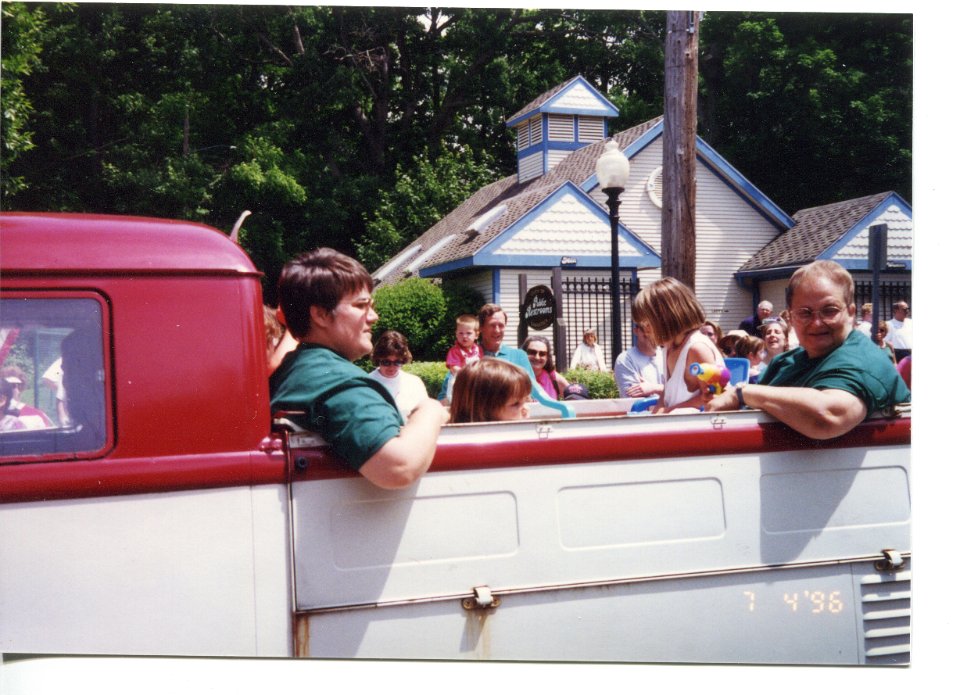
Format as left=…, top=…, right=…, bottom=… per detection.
left=561, top=368, right=619, bottom=399
left=404, top=361, right=448, bottom=399
left=372, top=278, right=485, bottom=362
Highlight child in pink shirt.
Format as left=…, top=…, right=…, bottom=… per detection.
left=446, top=314, right=483, bottom=377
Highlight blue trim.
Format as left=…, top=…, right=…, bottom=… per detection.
left=819, top=192, right=913, bottom=262
left=580, top=124, right=664, bottom=191
left=475, top=253, right=660, bottom=269
left=506, top=76, right=620, bottom=128
left=834, top=259, right=913, bottom=272
left=491, top=268, right=501, bottom=305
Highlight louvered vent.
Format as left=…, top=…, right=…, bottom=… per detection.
left=861, top=568, right=911, bottom=665
left=548, top=114, right=575, bottom=141
left=578, top=117, right=604, bottom=142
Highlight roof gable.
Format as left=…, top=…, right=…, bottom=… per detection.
left=426, top=181, right=658, bottom=274
left=737, top=191, right=912, bottom=275
left=506, top=76, right=618, bottom=128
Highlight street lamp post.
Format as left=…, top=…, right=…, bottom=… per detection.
left=596, top=140, right=631, bottom=361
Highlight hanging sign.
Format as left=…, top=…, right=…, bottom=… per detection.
left=522, top=285, right=556, bottom=331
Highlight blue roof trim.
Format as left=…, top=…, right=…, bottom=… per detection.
left=516, top=140, right=548, bottom=160
left=819, top=192, right=913, bottom=262
left=506, top=77, right=619, bottom=128
left=473, top=253, right=660, bottom=269
left=491, top=267, right=501, bottom=304
left=834, top=259, right=914, bottom=272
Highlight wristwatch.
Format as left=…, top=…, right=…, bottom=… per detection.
left=736, top=385, right=746, bottom=410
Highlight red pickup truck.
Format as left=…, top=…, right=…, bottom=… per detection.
left=0, top=212, right=911, bottom=664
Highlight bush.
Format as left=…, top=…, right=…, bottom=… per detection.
left=404, top=362, right=448, bottom=399
left=561, top=368, right=619, bottom=399
left=373, top=278, right=485, bottom=362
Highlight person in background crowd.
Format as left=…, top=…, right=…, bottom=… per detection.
left=699, top=320, right=723, bottom=346
left=856, top=302, right=873, bottom=337
left=706, top=260, right=909, bottom=439
left=886, top=300, right=913, bottom=362
left=570, top=328, right=607, bottom=372
left=738, top=300, right=774, bottom=338
left=632, top=277, right=725, bottom=413
left=614, top=320, right=665, bottom=400
left=779, top=310, right=801, bottom=349
left=761, top=320, right=789, bottom=365
left=270, top=247, right=448, bottom=489
left=367, top=330, right=429, bottom=422
left=735, top=335, right=766, bottom=383
left=872, top=321, right=897, bottom=364
left=718, top=330, right=748, bottom=358
left=449, top=358, right=532, bottom=423
left=264, top=305, right=298, bottom=376
left=445, top=314, right=483, bottom=378
left=521, top=336, right=569, bottom=400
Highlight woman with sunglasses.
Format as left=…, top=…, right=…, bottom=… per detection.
left=367, top=330, right=429, bottom=422
left=521, top=336, right=569, bottom=400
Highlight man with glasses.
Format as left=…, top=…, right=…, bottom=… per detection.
left=270, top=248, right=448, bottom=489
left=706, top=260, right=910, bottom=439
left=886, top=301, right=913, bottom=362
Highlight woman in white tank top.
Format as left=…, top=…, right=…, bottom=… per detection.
left=632, top=277, right=726, bottom=412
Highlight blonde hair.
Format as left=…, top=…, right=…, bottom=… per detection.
left=449, top=358, right=531, bottom=424
left=786, top=260, right=854, bottom=308
left=455, top=314, right=479, bottom=331
left=632, top=277, right=705, bottom=345
left=735, top=335, right=764, bottom=358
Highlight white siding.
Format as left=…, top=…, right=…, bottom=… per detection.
left=590, top=138, right=783, bottom=334
left=578, top=117, right=604, bottom=142
left=547, top=149, right=572, bottom=171
left=516, top=121, right=530, bottom=150
left=530, top=116, right=543, bottom=145
left=833, top=203, right=913, bottom=263
left=548, top=114, right=575, bottom=141
left=518, top=151, right=544, bottom=183
left=552, top=82, right=606, bottom=111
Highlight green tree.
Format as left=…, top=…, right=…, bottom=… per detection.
left=1, top=1, right=48, bottom=198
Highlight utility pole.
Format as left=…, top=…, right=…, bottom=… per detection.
left=662, top=10, right=700, bottom=289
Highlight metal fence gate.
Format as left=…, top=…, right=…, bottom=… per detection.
left=854, top=279, right=911, bottom=322
left=558, top=276, right=638, bottom=371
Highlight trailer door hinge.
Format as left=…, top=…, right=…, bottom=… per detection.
left=462, top=585, right=501, bottom=611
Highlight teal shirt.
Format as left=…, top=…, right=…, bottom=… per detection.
left=269, top=343, right=403, bottom=470
left=760, top=328, right=910, bottom=413
left=437, top=343, right=536, bottom=401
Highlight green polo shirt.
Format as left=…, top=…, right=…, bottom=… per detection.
left=760, top=328, right=911, bottom=413
left=270, top=343, right=403, bottom=470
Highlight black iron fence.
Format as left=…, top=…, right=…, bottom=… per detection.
left=854, top=280, right=911, bottom=322
left=558, top=275, right=638, bottom=370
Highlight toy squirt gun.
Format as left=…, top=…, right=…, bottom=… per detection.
left=689, top=363, right=731, bottom=394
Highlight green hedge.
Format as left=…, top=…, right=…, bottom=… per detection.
left=395, top=362, right=619, bottom=401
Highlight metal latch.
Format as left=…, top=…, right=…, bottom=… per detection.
left=462, top=585, right=501, bottom=611
left=710, top=415, right=726, bottom=430
left=875, top=548, right=906, bottom=571
left=536, top=423, right=552, bottom=440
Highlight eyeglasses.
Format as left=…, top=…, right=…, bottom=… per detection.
left=790, top=305, right=845, bottom=324
left=378, top=359, right=404, bottom=367
left=526, top=349, right=548, bottom=358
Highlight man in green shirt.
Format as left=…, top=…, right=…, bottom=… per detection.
left=270, top=248, right=448, bottom=489
left=706, top=260, right=909, bottom=439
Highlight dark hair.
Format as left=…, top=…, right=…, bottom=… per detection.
left=478, top=303, right=507, bottom=327
left=718, top=334, right=740, bottom=357
left=449, top=358, right=531, bottom=424
left=278, top=248, right=372, bottom=340
left=735, top=335, right=764, bottom=358
left=372, top=330, right=413, bottom=365
left=1, top=380, right=17, bottom=415
left=521, top=335, right=556, bottom=373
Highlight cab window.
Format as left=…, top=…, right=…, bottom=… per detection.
left=0, top=296, right=108, bottom=459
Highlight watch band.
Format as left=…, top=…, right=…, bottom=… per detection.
left=736, top=385, right=746, bottom=409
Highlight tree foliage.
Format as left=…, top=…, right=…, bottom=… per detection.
left=2, top=5, right=911, bottom=292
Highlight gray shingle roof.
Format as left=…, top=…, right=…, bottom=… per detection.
left=738, top=191, right=895, bottom=272
left=507, top=76, right=582, bottom=124
left=373, top=116, right=663, bottom=285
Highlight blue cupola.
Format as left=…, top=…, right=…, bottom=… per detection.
left=505, top=76, right=619, bottom=184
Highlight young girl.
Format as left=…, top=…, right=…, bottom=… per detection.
left=449, top=358, right=532, bottom=423
left=632, top=277, right=725, bottom=412
left=569, top=328, right=607, bottom=372
left=735, top=334, right=766, bottom=383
